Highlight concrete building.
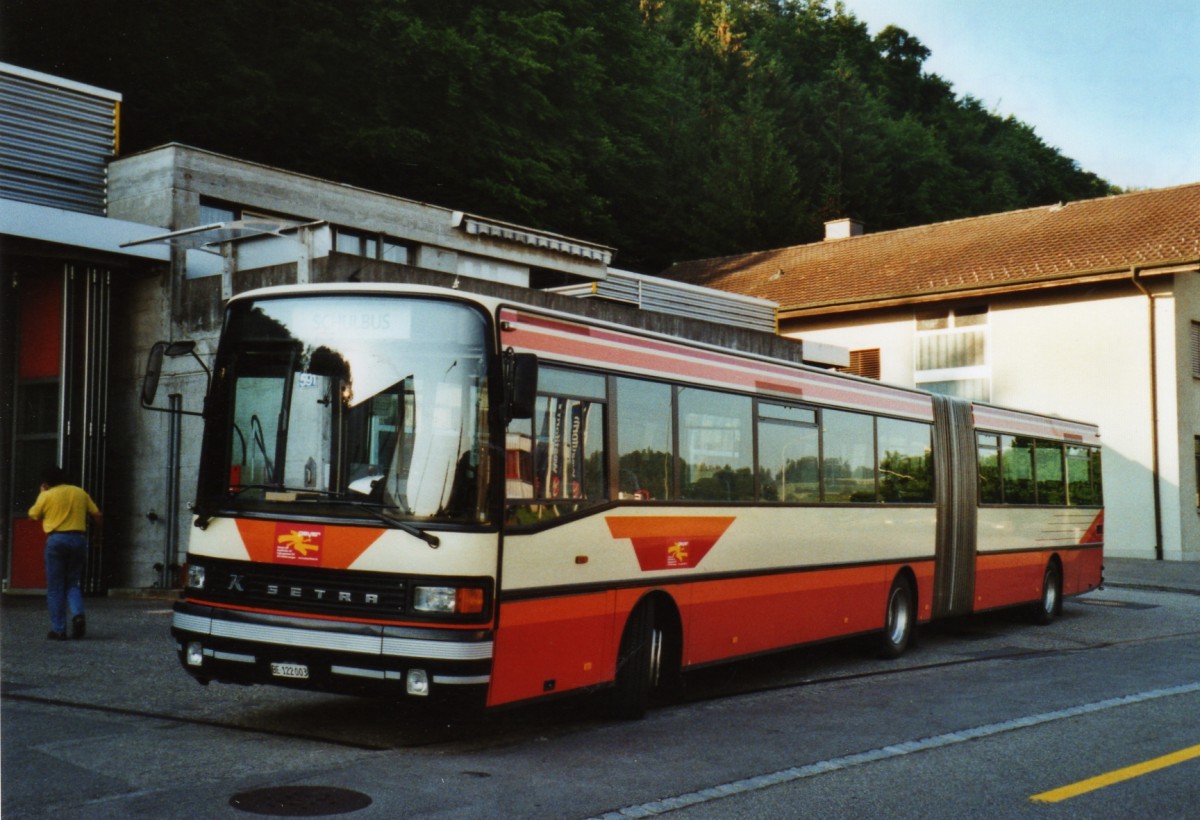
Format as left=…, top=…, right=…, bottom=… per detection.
left=2, top=63, right=786, bottom=593
left=667, top=187, right=1200, bottom=561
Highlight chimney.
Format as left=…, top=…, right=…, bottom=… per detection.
left=824, top=218, right=865, bottom=241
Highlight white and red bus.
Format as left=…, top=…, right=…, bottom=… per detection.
left=167, top=282, right=1103, bottom=716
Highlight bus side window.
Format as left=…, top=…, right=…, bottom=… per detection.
left=1036, top=441, right=1066, bottom=505
left=678, top=388, right=754, bottom=501
left=822, top=409, right=876, bottom=503
left=1067, top=445, right=1102, bottom=506
left=615, top=378, right=673, bottom=500
left=506, top=366, right=606, bottom=525
left=977, top=433, right=1002, bottom=503
left=877, top=417, right=933, bottom=503
left=757, top=402, right=818, bottom=503
left=505, top=416, right=535, bottom=501
left=1002, top=435, right=1036, bottom=504
left=532, top=394, right=605, bottom=502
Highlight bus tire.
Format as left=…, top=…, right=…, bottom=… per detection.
left=610, top=603, right=663, bottom=719
left=1034, top=561, right=1062, bottom=625
left=878, top=575, right=915, bottom=659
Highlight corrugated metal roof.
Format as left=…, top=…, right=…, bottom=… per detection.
left=547, top=268, right=778, bottom=333
left=665, top=184, right=1200, bottom=314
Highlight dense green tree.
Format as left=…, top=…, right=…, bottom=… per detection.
left=1, top=0, right=1114, bottom=272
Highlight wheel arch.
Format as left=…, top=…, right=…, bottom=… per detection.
left=893, top=565, right=920, bottom=622
left=627, top=589, right=683, bottom=673
left=1046, top=552, right=1064, bottom=613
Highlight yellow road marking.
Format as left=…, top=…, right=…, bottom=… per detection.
left=1031, top=744, right=1200, bottom=803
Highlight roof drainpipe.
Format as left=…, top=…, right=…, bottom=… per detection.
left=1131, top=266, right=1164, bottom=560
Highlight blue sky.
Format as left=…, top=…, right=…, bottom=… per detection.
left=843, top=0, right=1200, bottom=191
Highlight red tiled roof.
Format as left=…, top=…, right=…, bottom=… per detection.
left=665, top=184, right=1200, bottom=315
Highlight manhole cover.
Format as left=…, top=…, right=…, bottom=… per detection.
left=229, top=786, right=372, bottom=816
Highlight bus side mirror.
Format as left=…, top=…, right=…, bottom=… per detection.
left=141, top=340, right=210, bottom=417
left=504, top=350, right=538, bottom=422
left=142, top=342, right=166, bottom=408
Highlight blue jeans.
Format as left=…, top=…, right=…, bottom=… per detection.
left=45, top=532, right=87, bottom=634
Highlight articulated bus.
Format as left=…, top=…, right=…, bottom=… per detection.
left=167, top=282, right=1103, bottom=717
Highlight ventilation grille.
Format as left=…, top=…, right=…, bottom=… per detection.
left=840, top=348, right=882, bottom=380
left=0, top=63, right=121, bottom=215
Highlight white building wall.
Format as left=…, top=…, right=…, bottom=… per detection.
left=782, top=307, right=915, bottom=383
left=990, top=290, right=1157, bottom=559
left=783, top=286, right=1173, bottom=561
left=1169, top=273, right=1200, bottom=559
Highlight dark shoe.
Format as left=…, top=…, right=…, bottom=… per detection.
left=71, top=614, right=86, bottom=639
left=47, top=630, right=67, bottom=641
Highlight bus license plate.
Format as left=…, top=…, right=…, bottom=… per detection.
left=270, top=662, right=309, bottom=680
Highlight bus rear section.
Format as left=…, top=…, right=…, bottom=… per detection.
left=483, top=307, right=1102, bottom=714
left=969, top=403, right=1104, bottom=620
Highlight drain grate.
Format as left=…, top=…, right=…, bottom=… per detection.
left=229, top=786, right=372, bottom=816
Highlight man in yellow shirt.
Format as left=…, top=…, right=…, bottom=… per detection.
left=28, top=466, right=102, bottom=640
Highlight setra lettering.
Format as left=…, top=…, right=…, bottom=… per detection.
left=248, top=580, right=385, bottom=606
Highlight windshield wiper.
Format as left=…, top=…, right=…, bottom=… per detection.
left=193, top=484, right=342, bottom=530
left=226, top=483, right=338, bottom=497
left=353, top=504, right=439, bottom=547
left=326, top=497, right=441, bottom=548
left=198, top=485, right=440, bottom=547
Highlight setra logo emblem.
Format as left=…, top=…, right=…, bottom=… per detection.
left=274, top=524, right=324, bottom=565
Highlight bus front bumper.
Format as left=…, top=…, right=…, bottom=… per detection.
left=171, top=601, right=493, bottom=699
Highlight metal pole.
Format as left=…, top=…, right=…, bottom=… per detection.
left=166, top=393, right=182, bottom=586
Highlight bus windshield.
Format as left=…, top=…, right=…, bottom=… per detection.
left=204, top=294, right=492, bottom=525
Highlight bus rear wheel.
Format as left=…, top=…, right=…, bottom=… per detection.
left=878, top=575, right=915, bottom=659
left=1034, top=562, right=1062, bottom=625
left=610, top=603, right=666, bottom=719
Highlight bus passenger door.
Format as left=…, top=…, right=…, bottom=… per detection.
left=931, top=396, right=977, bottom=617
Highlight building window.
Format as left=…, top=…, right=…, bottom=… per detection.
left=1195, top=436, right=1200, bottom=508
left=333, top=228, right=376, bottom=257
left=1190, top=322, right=1200, bottom=379
left=914, top=305, right=989, bottom=401
left=198, top=202, right=236, bottom=225
left=196, top=198, right=300, bottom=228
left=840, top=348, right=881, bottom=380
left=332, top=227, right=412, bottom=265
left=381, top=239, right=410, bottom=265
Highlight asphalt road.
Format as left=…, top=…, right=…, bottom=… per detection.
left=3, top=579, right=1199, bottom=818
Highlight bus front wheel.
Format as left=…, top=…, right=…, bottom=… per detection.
left=610, top=603, right=665, bottom=719
left=878, top=575, right=915, bottom=659
left=1034, top=562, right=1062, bottom=625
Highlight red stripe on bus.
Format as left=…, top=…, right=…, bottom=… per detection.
left=486, top=560, right=935, bottom=707
left=974, top=545, right=1103, bottom=611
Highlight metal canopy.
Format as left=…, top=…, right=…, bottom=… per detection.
left=119, top=218, right=305, bottom=254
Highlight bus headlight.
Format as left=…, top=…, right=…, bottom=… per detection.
left=407, top=669, right=430, bottom=696
left=186, top=564, right=206, bottom=590
left=412, top=585, right=484, bottom=615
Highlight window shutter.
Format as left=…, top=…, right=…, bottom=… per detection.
left=841, top=348, right=881, bottom=380
left=1191, top=322, right=1200, bottom=379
